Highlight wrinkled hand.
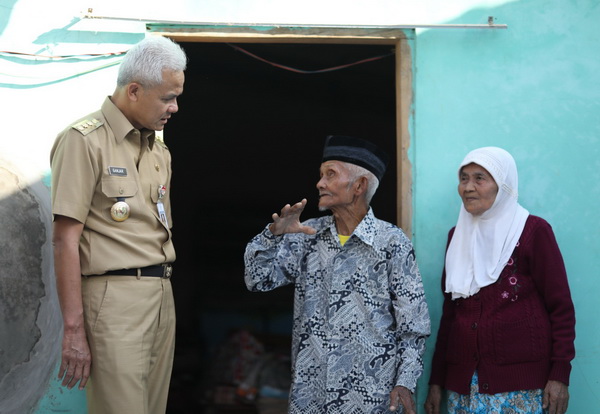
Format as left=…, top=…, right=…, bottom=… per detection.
left=58, top=328, right=91, bottom=390
left=424, top=384, right=442, bottom=414
left=390, top=386, right=415, bottom=413
left=543, top=380, right=569, bottom=414
left=269, top=199, right=316, bottom=236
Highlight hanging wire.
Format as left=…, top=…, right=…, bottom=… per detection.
left=0, top=50, right=125, bottom=87
left=1, top=43, right=393, bottom=87
left=0, top=50, right=127, bottom=60
left=226, top=43, right=394, bottom=74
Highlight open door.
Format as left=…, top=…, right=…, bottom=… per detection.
left=154, top=24, right=415, bottom=231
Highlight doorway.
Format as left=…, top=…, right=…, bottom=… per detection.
left=164, top=40, right=404, bottom=413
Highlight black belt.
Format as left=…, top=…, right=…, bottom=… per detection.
left=89, top=264, right=173, bottom=278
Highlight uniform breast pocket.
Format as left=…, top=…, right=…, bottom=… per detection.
left=101, top=178, right=141, bottom=222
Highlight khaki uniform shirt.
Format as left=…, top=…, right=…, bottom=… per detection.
left=50, top=97, right=176, bottom=275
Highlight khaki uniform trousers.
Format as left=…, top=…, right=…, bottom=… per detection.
left=82, top=275, right=176, bottom=414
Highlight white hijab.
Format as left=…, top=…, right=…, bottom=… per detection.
left=445, top=147, right=529, bottom=299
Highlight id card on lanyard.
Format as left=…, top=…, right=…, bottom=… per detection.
left=157, top=185, right=169, bottom=227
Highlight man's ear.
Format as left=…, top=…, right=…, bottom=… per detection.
left=127, top=82, right=141, bottom=102
left=354, top=176, right=368, bottom=196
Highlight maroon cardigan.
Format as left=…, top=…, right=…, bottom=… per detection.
left=429, top=215, right=576, bottom=395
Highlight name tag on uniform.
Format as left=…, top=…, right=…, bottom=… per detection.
left=108, top=166, right=128, bottom=176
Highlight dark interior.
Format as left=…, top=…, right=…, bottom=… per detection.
left=165, top=41, right=397, bottom=413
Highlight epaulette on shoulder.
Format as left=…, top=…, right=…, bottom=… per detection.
left=71, top=118, right=104, bottom=136
left=155, top=135, right=169, bottom=149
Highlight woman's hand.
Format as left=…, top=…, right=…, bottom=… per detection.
left=543, top=380, right=569, bottom=414
left=424, top=384, right=442, bottom=414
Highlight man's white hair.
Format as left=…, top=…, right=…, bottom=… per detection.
left=344, top=162, right=380, bottom=205
left=117, top=36, right=187, bottom=88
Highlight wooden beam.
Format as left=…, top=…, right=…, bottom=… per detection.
left=395, top=35, right=414, bottom=238
left=149, top=26, right=402, bottom=44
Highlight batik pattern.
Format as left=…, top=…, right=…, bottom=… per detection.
left=448, top=371, right=543, bottom=414
left=244, top=209, right=430, bottom=413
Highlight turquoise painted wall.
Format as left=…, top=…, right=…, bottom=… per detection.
left=413, top=0, right=600, bottom=412
left=1, top=0, right=598, bottom=412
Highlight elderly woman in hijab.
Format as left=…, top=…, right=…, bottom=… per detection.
left=424, top=147, right=575, bottom=414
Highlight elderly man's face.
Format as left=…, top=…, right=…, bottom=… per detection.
left=129, top=69, right=185, bottom=131
left=316, top=161, right=356, bottom=211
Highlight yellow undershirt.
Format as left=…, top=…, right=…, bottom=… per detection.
left=338, top=234, right=350, bottom=246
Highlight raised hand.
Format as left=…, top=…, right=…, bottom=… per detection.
left=269, top=199, right=316, bottom=236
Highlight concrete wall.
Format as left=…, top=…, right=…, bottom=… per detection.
left=0, top=161, right=62, bottom=414
left=1, top=0, right=598, bottom=412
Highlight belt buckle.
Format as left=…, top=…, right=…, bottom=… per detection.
left=162, top=264, right=173, bottom=278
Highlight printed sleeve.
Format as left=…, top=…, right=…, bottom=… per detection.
left=389, top=236, right=431, bottom=392
left=243, top=225, right=303, bottom=292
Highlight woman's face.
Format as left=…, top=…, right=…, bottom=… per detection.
left=458, top=163, right=499, bottom=216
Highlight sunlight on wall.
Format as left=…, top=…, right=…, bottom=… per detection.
left=85, top=0, right=518, bottom=26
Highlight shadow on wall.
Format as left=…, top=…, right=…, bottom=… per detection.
left=0, top=161, right=61, bottom=414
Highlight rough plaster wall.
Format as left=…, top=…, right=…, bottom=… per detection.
left=0, top=161, right=61, bottom=414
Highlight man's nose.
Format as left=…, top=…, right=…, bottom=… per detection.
left=316, top=177, right=325, bottom=189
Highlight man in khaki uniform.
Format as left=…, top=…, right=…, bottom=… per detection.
left=50, top=36, right=187, bottom=414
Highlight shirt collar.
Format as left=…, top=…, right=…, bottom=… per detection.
left=101, top=96, right=156, bottom=149
left=322, top=208, right=378, bottom=247
left=352, top=208, right=377, bottom=247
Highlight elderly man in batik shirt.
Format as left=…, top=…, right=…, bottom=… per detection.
left=244, top=135, right=431, bottom=414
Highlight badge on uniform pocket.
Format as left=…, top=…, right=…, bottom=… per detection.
left=111, top=198, right=130, bottom=222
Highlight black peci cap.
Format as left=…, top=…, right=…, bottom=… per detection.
left=321, top=135, right=390, bottom=181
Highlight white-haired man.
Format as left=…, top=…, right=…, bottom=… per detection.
left=50, top=36, right=187, bottom=414
left=245, top=135, right=431, bottom=414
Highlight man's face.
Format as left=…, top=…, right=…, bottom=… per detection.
left=316, top=161, right=356, bottom=211
left=130, top=69, right=185, bottom=131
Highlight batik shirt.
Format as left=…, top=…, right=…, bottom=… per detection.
left=244, top=209, right=431, bottom=414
